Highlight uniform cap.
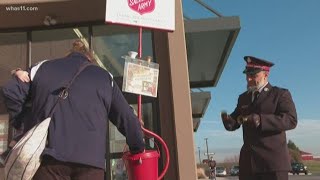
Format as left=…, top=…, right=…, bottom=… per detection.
left=243, top=56, right=274, bottom=75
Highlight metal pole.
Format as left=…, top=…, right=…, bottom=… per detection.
left=137, top=27, right=143, bottom=120
left=194, top=0, right=223, bottom=17
left=205, top=138, right=209, bottom=161
left=198, top=147, right=201, bottom=164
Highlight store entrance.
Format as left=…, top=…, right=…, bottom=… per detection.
left=0, top=25, right=159, bottom=180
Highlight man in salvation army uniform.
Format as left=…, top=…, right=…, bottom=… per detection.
left=221, top=56, right=297, bottom=180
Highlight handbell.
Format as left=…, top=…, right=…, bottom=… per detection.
left=237, top=115, right=248, bottom=124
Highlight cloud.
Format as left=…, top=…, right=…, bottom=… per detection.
left=287, top=119, right=320, bottom=154
left=287, top=119, right=320, bottom=137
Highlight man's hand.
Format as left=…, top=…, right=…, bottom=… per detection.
left=221, top=111, right=238, bottom=131
left=221, top=111, right=230, bottom=121
left=248, top=114, right=261, bottom=128
left=236, top=114, right=261, bottom=128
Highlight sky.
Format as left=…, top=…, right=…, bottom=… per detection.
left=182, top=0, right=320, bottom=162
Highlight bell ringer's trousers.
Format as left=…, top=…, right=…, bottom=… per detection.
left=33, top=155, right=105, bottom=180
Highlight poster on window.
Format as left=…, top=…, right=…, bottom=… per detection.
left=122, top=56, right=159, bottom=97
left=105, top=0, right=175, bottom=31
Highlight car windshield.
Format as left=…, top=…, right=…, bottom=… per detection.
left=292, top=163, right=304, bottom=167
left=232, top=166, right=239, bottom=169
left=216, top=167, right=225, bottom=171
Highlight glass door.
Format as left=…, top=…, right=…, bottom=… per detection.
left=31, top=27, right=89, bottom=64
left=0, top=24, right=158, bottom=180
left=0, top=32, right=28, bottom=154
left=92, top=24, right=158, bottom=180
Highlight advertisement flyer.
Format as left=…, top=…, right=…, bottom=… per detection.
left=122, top=56, right=159, bottom=97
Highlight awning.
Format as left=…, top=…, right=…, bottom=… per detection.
left=185, top=16, right=240, bottom=88
left=191, top=91, right=211, bottom=132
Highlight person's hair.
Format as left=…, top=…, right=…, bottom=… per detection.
left=68, top=40, right=96, bottom=63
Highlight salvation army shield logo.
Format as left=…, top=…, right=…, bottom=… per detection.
left=128, top=0, right=155, bottom=15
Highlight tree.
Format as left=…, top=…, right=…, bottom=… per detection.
left=287, top=140, right=302, bottom=162
left=289, top=149, right=302, bottom=162
left=287, top=139, right=300, bottom=151
left=223, top=155, right=239, bottom=163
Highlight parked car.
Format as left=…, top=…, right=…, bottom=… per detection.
left=230, top=165, right=239, bottom=176
left=290, top=162, right=308, bottom=175
left=215, top=166, right=227, bottom=177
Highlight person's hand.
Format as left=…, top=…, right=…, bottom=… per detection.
left=220, top=110, right=230, bottom=121
left=139, top=118, right=145, bottom=126
left=15, top=70, right=30, bottom=82
left=221, top=110, right=238, bottom=131
left=245, top=113, right=261, bottom=128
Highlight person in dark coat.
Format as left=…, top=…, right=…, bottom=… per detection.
left=221, top=56, right=297, bottom=180
left=0, top=70, right=31, bottom=166
left=208, top=156, right=217, bottom=179
left=2, top=40, right=145, bottom=180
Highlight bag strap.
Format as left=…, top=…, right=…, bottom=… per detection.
left=48, top=62, right=92, bottom=117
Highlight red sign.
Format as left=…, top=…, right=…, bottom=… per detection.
left=128, top=0, right=155, bottom=15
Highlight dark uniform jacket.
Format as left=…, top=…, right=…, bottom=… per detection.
left=223, top=83, right=297, bottom=173
left=2, top=52, right=145, bottom=169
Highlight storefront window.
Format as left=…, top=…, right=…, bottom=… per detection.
left=111, top=158, right=127, bottom=180
left=92, top=25, right=153, bottom=77
left=92, top=24, right=155, bottom=152
left=0, top=140, right=7, bottom=154
left=0, top=25, right=159, bottom=179
left=0, top=32, right=27, bottom=153
left=0, top=32, right=27, bottom=86
left=31, top=27, right=89, bottom=64
left=109, top=103, right=156, bottom=153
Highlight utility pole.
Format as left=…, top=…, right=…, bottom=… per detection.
left=198, top=147, right=201, bottom=164
left=205, top=138, right=209, bottom=161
